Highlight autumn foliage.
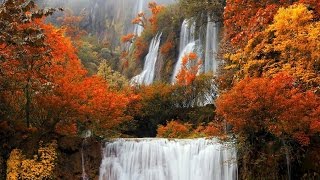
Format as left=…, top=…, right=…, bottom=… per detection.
left=157, top=120, right=192, bottom=138
left=223, top=0, right=320, bottom=48
left=121, top=33, right=135, bottom=43
left=148, top=2, right=164, bottom=32
left=160, top=40, right=174, bottom=55
left=6, top=141, right=57, bottom=180
left=226, top=4, right=320, bottom=88
left=0, top=1, right=134, bottom=136
left=176, top=52, right=202, bottom=86
left=57, top=9, right=87, bottom=41
left=216, top=73, right=320, bottom=146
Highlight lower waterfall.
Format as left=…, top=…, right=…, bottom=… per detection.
left=99, top=138, right=238, bottom=180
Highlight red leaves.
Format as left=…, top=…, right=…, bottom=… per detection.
left=216, top=73, right=320, bottom=146
left=223, top=0, right=291, bottom=48
left=121, top=33, right=135, bottom=43
left=176, top=52, right=202, bottom=86
left=148, top=2, right=164, bottom=32
left=157, top=120, right=192, bottom=138
left=160, top=40, right=174, bottom=55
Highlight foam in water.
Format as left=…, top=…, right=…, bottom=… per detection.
left=99, top=138, right=238, bottom=180
left=131, top=33, right=162, bottom=85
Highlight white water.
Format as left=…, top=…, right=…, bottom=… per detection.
left=131, top=33, right=162, bottom=85
left=99, top=138, right=238, bottom=180
left=204, top=17, right=219, bottom=73
left=133, top=0, right=144, bottom=36
left=81, top=130, right=92, bottom=180
left=171, top=20, right=197, bottom=83
left=171, top=42, right=196, bottom=83
left=179, top=20, right=196, bottom=53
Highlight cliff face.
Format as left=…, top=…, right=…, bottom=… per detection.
left=0, top=127, right=103, bottom=180
left=55, top=136, right=102, bottom=180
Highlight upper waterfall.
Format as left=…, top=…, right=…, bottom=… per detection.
left=204, top=17, right=220, bottom=73
left=171, top=19, right=197, bottom=83
left=131, top=33, right=162, bottom=85
left=133, top=0, right=145, bottom=36
left=99, top=138, right=238, bottom=180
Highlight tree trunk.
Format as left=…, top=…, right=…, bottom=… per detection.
left=25, top=79, right=31, bottom=127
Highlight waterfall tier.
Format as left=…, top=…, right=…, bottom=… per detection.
left=172, top=19, right=197, bottom=83
left=204, top=18, right=219, bottom=73
left=131, top=33, right=162, bottom=85
left=133, top=0, right=145, bottom=36
left=99, top=138, right=238, bottom=180
left=172, top=42, right=196, bottom=83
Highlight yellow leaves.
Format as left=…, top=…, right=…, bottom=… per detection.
left=226, top=4, right=320, bottom=88
left=6, top=141, right=58, bottom=180
left=270, top=4, right=313, bottom=34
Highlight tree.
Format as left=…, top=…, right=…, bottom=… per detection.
left=216, top=73, right=320, bottom=178
left=176, top=52, right=202, bottom=86
left=157, top=120, right=192, bottom=138
left=31, top=24, right=134, bottom=135
left=216, top=73, right=320, bottom=146
left=0, top=0, right=57, bottom=127
left=132, top=12, right=147, bottom=28
left=223, top=0, right=320, bottom=49
left=225, top=4, right=320, bottom=88
left=179, top=0, right=225, bottom=22
left=97, top=60, right=129, bottom=90
left=57, top=9, right=87, bottom=42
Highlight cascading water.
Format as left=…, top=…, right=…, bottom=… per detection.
left=131, top=33, right=162, bottom=85
left=81, top=130, right=92, bottom=180
left=204, top=17, right=220, bottom=73
left=179, top=20, right=196, bottom=53
left=171, top=20, right=197, bottom=83
left=99, top=138, right=238, bottom=180
left=172, top=42, right=196, bottom=83
left=133, top=0, right=144, bottom=36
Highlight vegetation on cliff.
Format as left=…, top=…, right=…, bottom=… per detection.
left=0, top=0, right=319, bottom=179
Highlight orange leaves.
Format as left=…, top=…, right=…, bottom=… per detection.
left=132, top=12, right=146, bottom=27
left=133, top=37, right=148, bottom=61
left=57, top=10, right=87, bottom=41
left=216, top=73, right=320, bottom=146
left=157, top=120, right=192, bottom=138
left=148, top=2, right=164, bottom=32
left=176, top=52, right=202, bottom=86
left=227, top=4, right=320, bottom=88
left=160, top=40, right=174, bottom=55
left=121, top=33, right=135, bottom=43
left=223, top=0, right=292, bottom=48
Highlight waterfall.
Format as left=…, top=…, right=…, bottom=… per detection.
left=282, top=140, right=291, bottom=180
left=204, top=17, right=220, bottom=73
left=133, top=0, right=144, bottom=36
left=131, top=33, right=162, bottom=85
left=81, top=130, right=92, bottom=180
left=99, top=138, right=238, bottom=180
left=171, top=20, right=197, bottom=83
left=179, top=20, right=196, bottom=53
left=171, top=42, right=196, bottom=83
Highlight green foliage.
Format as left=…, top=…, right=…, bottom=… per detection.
left=97, top=60, right=129, bottom=90
left=179, top=0, right=225, bottom=22
left=127, top=74, right=216, bottom=137
left=76, top=36, right=119, bottom=75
